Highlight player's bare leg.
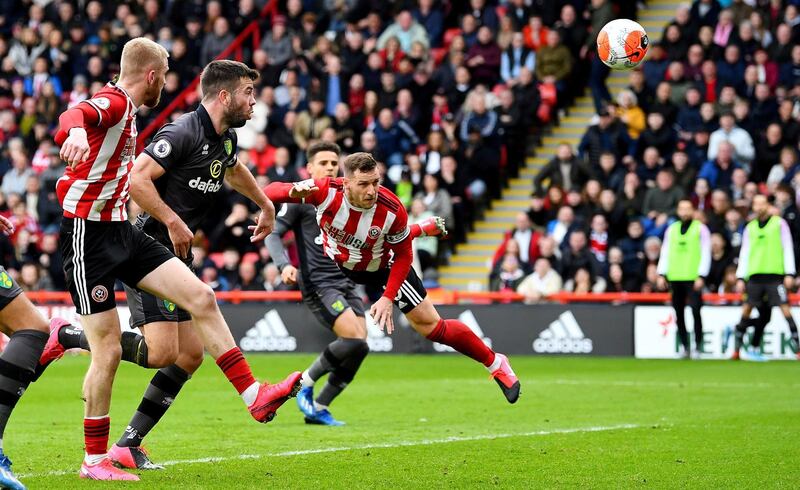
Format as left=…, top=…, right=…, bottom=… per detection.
left=137, top=258, right=301, bottom=422
left=405, top=298, right=520, bottom=404
left=78, top=309, right=139, bottom=481
left=0, top=294, right=50, bottom=490
left=298, top=310, right=368, bottom=426
left=109, top=321, right=203, bottom=469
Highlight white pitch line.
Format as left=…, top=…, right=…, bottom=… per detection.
left=21, top=423, right=644, bottom=479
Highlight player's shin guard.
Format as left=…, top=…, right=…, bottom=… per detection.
left=215, top=347, right=258, bottom=402
left=426, top=319, right=495, bottom=366
left=117, top=364, right=189, bottom=448
left=315, top=339, right=369, bottom=407
left=120, top=331, right=149, bottom=368
left=84, top=416, right=110, bottom=463
left=0, top=330, right=47, bottom=442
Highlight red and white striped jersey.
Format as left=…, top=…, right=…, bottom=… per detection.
left=56, top=83, right=138, bottom=222
left=301, top=177, right=410, bottom=272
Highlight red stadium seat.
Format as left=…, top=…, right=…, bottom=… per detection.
left=430, top=47, right=448, bottom=66
left=538, top=83, right=557, bottom=107
left=443, top=28, right=462, bottom=49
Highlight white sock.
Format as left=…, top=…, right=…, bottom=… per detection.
left=487, top=353, right=502, bottom=373
left=301, top=370, right=315, bottom=388
left=241, top=382, right=260, bottom=406
left=313, top=401, right=328, bottom=412
left=84, top=452, right=106, bottom=465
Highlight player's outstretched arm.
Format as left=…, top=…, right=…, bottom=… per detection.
left=225, top=160, right=275, bottom=242
left=264, top=179, right=322, bottom=204
left=410, top=216, right=448, bottom=238
left=130, top=153, right=194, bottom=258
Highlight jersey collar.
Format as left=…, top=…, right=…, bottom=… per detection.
left=197, top=104, right=223, bottom=140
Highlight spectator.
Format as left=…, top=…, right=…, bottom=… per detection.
left=511, top=67, right=541, bottom=128
left=19, top=262, right=52, bottom=292
left=467, top=0, right=500, bottom=32
left=370, top=108, right=410, bottom=167
left=707, top=189, right=732, bottom=233
left=618, top=219, right=645, bottom=277
left=706, top=232, right=733, bottom=292
left=466, top=26, right=502, bottom=87
left=517, top=258, right=563, bottom=303
left=494, top=212, right=541, bottom=268
left=671, top=151, right=697, bottom=194
left=236, top=261, right=265, bottom=291
left=638, top=112, right=674, bottom=161
left=501, top=32, right=535, bottom=85
left=262, top=264, right=291, bottom=292
left=535, top=29, right=572, bottom=101
left=261, top=16, right=293, bottom=69
left=201, top=17, right=235, bottom=65
left=560, top=230, right=601, bottom=282
left=377, top=10, right=429, bottom=52
left=643, top=170, right=684, bottom=224
left=546, top=205, right=576, bottom=247
left=409, top=199, right=439, bottom=274
left=578, top=109, right=632, bottom=167
left=615, top=90, right=646, bottom=140
left=564, top=267, right=606, bottom=293
left=416, top=173, right=454, bottom=231
left=294, top=96, right=331, bottom=154
left=752, top=123, right=784, bottom=183
left=461, top=125, right=500, bottom=200
left=522, top=15, right=549, bottom=50
left=1, top=151, right=33, bottom=197
left=266, top=147, right=300, bottom=183
left=707, top=112, right=754, bottom=165
left=588, top=213, right=610, bottom=265
left=535, top=143, right=593, bottom=194
left=766, top=146, right=800, bottom=192
left=413, top=0, right=444, bottom=47
left=699, top=141, right=740, bottom=189
left=490, top=254, right=526, bottom=292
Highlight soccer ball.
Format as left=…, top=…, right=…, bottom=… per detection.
left=597, top=19, right=649, bottom=71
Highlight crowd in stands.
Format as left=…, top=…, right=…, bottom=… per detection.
left=1, top=0, right=798, bottom=299
left=0, top=0, right=578, bottom=294
left=491, top=0, right=800, bottom=302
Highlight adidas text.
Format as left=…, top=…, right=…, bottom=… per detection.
left=240, top=310, right=297, bottom=352
left=533, top=311, right=593, bottom=354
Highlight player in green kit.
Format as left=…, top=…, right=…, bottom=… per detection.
left=657, top=199, right=712, bottom=359
left=732, top=195, right=800, bottom=361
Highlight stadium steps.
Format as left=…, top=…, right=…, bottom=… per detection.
left=437, top=2, right=674, bottom=291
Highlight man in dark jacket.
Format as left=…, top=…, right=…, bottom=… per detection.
left=578, top=109, right=633, bottom=167
left=534, top=143, right=594, bottom=194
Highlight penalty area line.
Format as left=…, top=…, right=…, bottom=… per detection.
left=22, top=423, right=645, bottom=478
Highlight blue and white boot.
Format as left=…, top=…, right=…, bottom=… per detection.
left=304, top=408, right=345, bottom=426
left=296, top=386, right=316, bottom=419
left=0, top=452, right=26, bottom=490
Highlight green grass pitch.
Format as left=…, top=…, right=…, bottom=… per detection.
left=8, top=354, right=800, bottom=488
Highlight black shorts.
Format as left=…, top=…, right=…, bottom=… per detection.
left=60, top=218, right=174, bottom=315
left=339, top=266, right=427, bottom=314
left=125, top=285, right=191, bottom=328
left=669, top=281, right=703, bottom=308
left=0, top=267, right=23, bottom=311
left=303, top=282, right=365, bottom=330
left=745, top=278, right=788, bottom=308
